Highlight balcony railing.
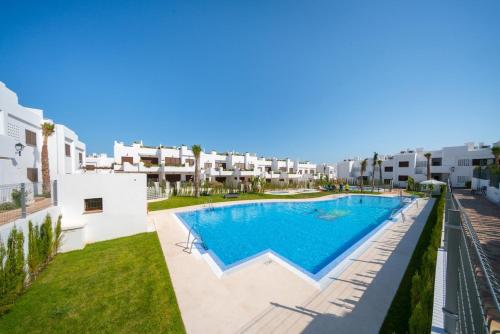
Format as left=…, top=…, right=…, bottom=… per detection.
left=1, top=182, right=56, bottom=225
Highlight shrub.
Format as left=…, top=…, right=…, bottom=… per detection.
left=381, top=186, right=446, bottom=333
left=11, top=189, right=23, bottom=208
left=464, top=180, right=471, bottom=189
left=0, top=202, right=17, bottom=212
left=0, top=226, right=26, bottom=314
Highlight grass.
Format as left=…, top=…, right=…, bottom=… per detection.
left=148, top=190, right=382, bottom=211
left=0, top=233, right=185, bottom=334
left=380, top=189, right=446, bottom=333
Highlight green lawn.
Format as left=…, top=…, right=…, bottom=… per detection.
left=148, top=190, right=381, bottom=211
left=0, top=233, right=185, bottom=334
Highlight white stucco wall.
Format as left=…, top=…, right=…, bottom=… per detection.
left=57, top=173, right=147, bottom=245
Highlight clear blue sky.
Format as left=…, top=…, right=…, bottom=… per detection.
left=1, top=0, right=499, bottom=163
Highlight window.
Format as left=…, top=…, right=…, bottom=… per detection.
left=186, top=159, right=195, bottom=166
left=472, top=159, right=493, bottom=166
left=457, top=176, right=469, bottom=184
left=289, top=168, right=293, bottom=173
left=25, top=129, right=37, bottom=146
left=165, top=157, right=181, bottom=166
left=204, top=162, right=212, bottom=169
left=398, top=175, right=408, bottom=181
left=65, top=144, right=71, bottom=157
left=235, top=163, right=245, bottom=169
left=27, top=168, right=38, bottom=182
left=458, top=159, right=471, bottom=166
left=384, top=166, right=393, bottom=172
left=122, top=156, right=133, bottom=164
left=398, top=161, right=409, bottom=168
left=432, top=158, right=442, bottom=166
left=79, top=152, right=83, bottom=163
left=84, top=198, right=103, bottom=212
left=384, top=178, right=392, bottom=185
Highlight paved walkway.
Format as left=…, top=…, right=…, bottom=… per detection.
left=151, top=196, right=434, bottom=334
left=453, top=189, right=500, bottom=280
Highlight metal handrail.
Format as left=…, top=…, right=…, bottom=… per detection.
left=448, top=179, right=500, bottom=311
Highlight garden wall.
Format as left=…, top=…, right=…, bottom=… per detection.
left=57, top=173, right=148, bottom=250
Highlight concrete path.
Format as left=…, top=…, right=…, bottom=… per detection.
left=151, top=196, right=434, bottom=334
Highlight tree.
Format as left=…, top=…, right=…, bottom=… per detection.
left=492, top=146, right=500, bottom=165
left=371, top=152, right=378, bottom=191
left=41, top=122, right=55, bottom=194
left=424, top=152, right=432, bottom=180
left=191, top=145, right=202, bottom=198
left=360, top=159, right=368, bottom=192
left=377, top=159, right=383, bottom=189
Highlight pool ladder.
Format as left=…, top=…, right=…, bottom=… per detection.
left=205, top=199, right=215, bottom=211
left=390, top=208, right=406, bottom=222
left=185, top=225, right=207, bottom=254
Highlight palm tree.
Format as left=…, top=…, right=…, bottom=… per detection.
left=360, top=159, right=368, bottom=192
left=377, top=159, right=383, bottom=189
left=424, top=152, right=432, bottom=180
left=41, top=122, right=55, bottom=194
left=191, top=145, right=202, bottom=197
left=371, top=152, right=378, bottom=191
left=492, top=146, right=500, bottom=165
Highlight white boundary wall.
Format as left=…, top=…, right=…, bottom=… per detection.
left=57, top=173, right=148, bottom=251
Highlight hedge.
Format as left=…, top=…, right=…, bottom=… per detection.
left=380, top=186, right=446, bottom=333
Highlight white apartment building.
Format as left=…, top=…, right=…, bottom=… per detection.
left=0, top=82, right=43, bottom=186
left=85, top=153, right=115, bottom=172
left=337, top=142, right=498, bottom=188
left=0, top=82, right=86, bottom=187
left=47, top=122, right=86, bottom=180
left=316, top=163, right=337, bottom=180
left=110, top=141, right=323, bottom=184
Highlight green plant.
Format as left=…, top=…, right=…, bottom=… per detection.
left=40, top=215, right=54, bottom=263
left=54, top=215, right=62, bottom=255
left=381, top=186, right=446, bottom=333
left=464, top=180, right=471, bottom=189
left=0, top=202, right=17, bottom=212
left=492, top=146, right=500, bottom=165
left=0, top=226, right=26, bottom=314
left=11, top=189, right=23, bottom=208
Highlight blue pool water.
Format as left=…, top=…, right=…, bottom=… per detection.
left=177, top=196, right=406, bottom=276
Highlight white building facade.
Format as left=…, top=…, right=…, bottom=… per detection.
left=110, top=140, right=325, bottom=185
left=0, top=82, right=86, bottom=188
left=336, top=142, right=498, bottom=188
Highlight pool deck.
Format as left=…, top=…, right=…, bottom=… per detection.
left=150, top=194, right=434, bottom=334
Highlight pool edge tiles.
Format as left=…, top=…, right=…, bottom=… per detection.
left=172, top=195, right=417, bottom=289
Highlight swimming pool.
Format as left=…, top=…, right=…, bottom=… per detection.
left=176, top=195, right=409, bottom=281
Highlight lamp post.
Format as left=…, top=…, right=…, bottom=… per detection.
left=15, top=142, right=25, bottom=156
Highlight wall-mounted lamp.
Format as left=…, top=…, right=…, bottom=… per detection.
left=15, top=142, right=25, bottom=156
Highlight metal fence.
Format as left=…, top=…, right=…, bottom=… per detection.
left=0, top=182, right=56, bottom=225
left=443, top=181, right=500, bottom=333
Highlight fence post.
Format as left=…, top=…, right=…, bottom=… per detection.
left=20, top=183, right=27, bottom=218
left=443, top=209, right=461, bottom=334
left=52, top=180, right=58, bottom=206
